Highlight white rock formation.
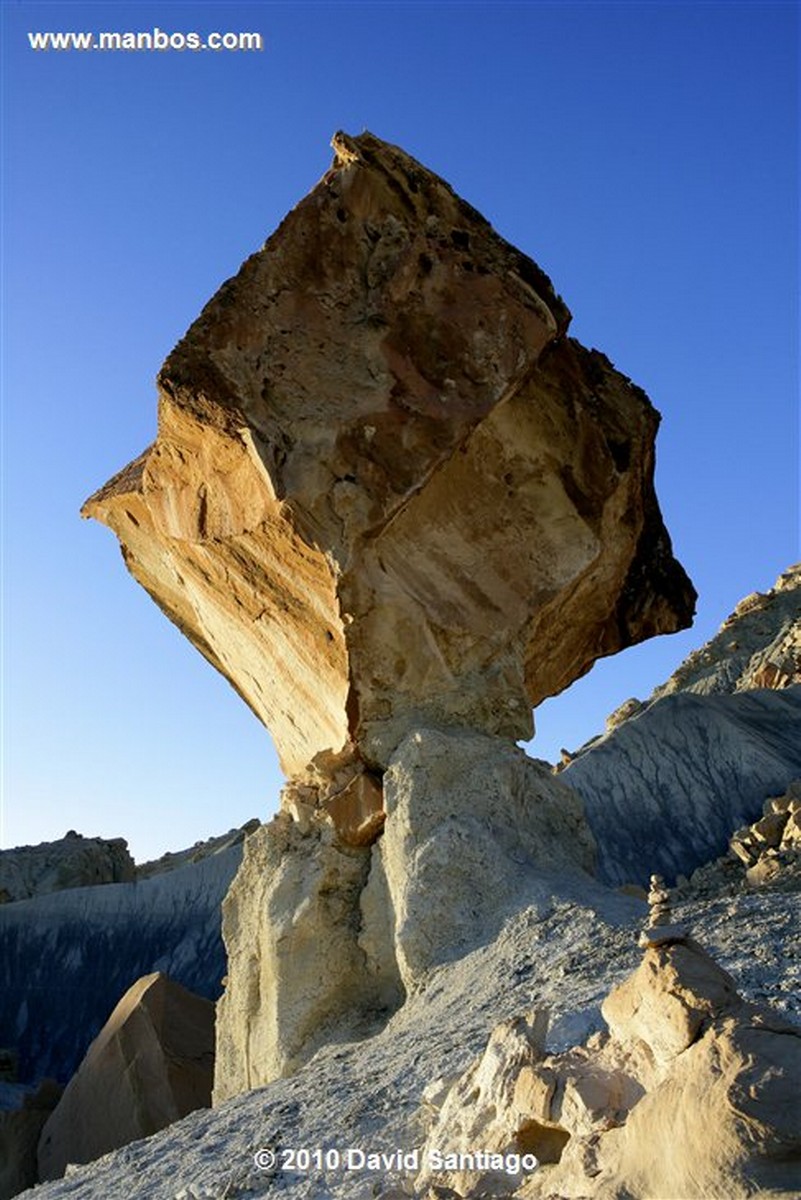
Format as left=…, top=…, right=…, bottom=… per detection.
left=417, top=932, right=801, bottom=1199
left=214, top=815, right=378, bottom=1101
left=214, top=728, right=597, bottom=1101
left=11, top=571, right=800, bottom=1197
left=365, top=727, right=596, bottom=991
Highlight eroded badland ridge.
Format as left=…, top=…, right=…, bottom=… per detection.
left=3, top=134, right=798, bottom=1200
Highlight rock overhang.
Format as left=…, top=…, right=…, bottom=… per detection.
left=83, top=129, right=696, bottom=783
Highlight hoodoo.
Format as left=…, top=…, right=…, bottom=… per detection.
left=83, top=131, right=695, bottom=813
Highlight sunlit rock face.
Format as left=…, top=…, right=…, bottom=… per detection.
left=83, top=131, right=695, bottom=788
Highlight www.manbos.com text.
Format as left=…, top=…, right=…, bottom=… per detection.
left=28, top=28, right=264, bottom=53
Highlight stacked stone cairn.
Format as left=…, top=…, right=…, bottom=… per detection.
left=638, top=873, right=688, bottom=947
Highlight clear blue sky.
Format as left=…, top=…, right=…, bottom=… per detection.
left=2, top=1, right=798, bottom=862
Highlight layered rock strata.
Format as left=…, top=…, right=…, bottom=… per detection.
left=0, top=836, right=243, bottom=1086
left=651, top=561, right=800, bottom=698
left=562, top=686, right=801, bottom=886
left=83, top=130, right=695, bottom=807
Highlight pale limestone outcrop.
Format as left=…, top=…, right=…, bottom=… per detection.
left=0, top=833, right=134, bottom=904
left=363, top=727, right=596, bottom=990
left=82, top=130, right=695, bottom=799
left=417, top=930, right=801, bottom=1199
left=213, top=815, right=381, bottom=1103
left=214, top=729, right=596, bottom=1101
left=37, top=973, right=213, bottom=1182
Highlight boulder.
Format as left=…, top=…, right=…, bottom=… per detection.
left=601, top=938, right=739, bottom=1066
left=416, top=1011, right=550, bottom=1197
left=37, top=973, right=214, bottom=1182
left=82, top=130, right=694, bottom=800
left=599, top=1014, right=801, bottom=1200
left=0, top=833, right=134, bottom=904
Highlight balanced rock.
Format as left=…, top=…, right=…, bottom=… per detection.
left=82, top=131, right=695, bottom=801
left=37, top=972, right=214, bottom=1181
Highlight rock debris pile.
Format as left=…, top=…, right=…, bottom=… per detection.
left=417, top=923, right=801, bottom=1199
left=679, top=779, right=801, bottom=899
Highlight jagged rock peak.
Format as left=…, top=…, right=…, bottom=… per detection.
left=0, top=833, right=134, bottom=903
left=83, top=130, right=695, bottom=796
left=652, top=561, right=800, bottom=699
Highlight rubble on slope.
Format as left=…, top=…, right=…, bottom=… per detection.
left=416, top=902, right=801, bottom=1199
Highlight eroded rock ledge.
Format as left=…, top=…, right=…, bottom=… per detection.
left=83, top=131, right=695, bottom=806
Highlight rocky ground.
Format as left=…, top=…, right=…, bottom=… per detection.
left=17, top=871, right=798, bottom=1200
left=5, top=568, right=800, bottom=1199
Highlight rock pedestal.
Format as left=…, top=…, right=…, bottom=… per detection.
left=81, top=132, right=697, bottom=1110
left=213, top=729, right=597, bottom=1102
